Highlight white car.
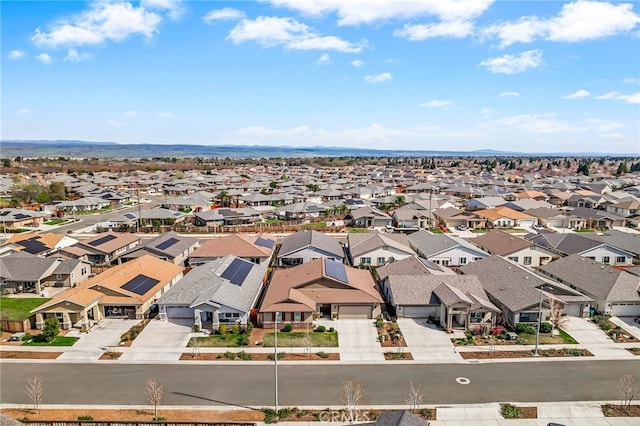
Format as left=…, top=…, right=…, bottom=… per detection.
left=456, top=225, right=467, bottom=231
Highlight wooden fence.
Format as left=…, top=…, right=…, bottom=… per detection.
left=0, top=318, right=31, bottom=332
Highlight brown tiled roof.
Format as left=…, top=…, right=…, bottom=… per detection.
left=78, top=231, right=140, bottom=254
left=190, top=233, right=274, bottom=258
left=475, top=206, right=534, bottom=220
left=471, top=229, right=531, bottom=255
left=4, top=231, right=64, bottom=251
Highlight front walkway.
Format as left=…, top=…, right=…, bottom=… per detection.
left=396, top=318, right=461, bottom=363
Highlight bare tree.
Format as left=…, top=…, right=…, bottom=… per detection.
left=545, top=297, right=567, bottom=331
left=619, top=374, right=636, bottom=411
left=146, top=377, right=164, bottom=419
left=341, top=379, right=364, bottom=424
left=404, top=382, right=424, bottom=413
left=25, top=374, right=44, bottom=414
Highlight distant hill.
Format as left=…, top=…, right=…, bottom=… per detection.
left=0, top=140, right=633, bottom=159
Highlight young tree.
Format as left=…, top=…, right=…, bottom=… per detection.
left=404, top=382, right=424, bottom=413
left=42, top=317, right=60, bottom=343
left=544, top=297, right=567, bottom=331
left=619, top=374, right=636, bottom=411
left=146, top=377, right=164, bottom=420
left=341, top=379, right=364, bottom=424
left=25, top=374, right=44, bottom=414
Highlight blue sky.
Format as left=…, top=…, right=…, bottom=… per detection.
left=2, top=0, right=639, bottom=153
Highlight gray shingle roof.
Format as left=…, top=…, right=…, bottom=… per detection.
left=348, top=231, right=414, bottom=258
left=278, top=230, right=344, bottom=258
left=377, top=256, right=455, bottom=281
left=0, top=251, right=58, bottom=281
left=407, top=230, right=486, bottom=258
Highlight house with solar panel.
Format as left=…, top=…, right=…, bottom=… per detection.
left=0, top=208, right=49, bottom=230
left=60, top=231, right=141, bottom=265
left=188, top=233, right=276, bottom=266
left=1, top=231, right=78, bottom=257
left=119, top=232, right=199, bottom=266
left=277, top=230, right=345, bottom=266
left=30, top=255, right=184, bottom=330
left=157, top=255, right=267, bottom=329
left=259, top=258, right=384, bottom=327
left=139, top=207, right=186, bottom=226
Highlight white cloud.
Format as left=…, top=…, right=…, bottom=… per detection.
left=140, top=0, right=184, bottom=20
left=32, top=2, right=162, bottom=48
left=595, top=91, right=640, bottom=104
left=157, top=112, right=174, bottom=118
left=479, top=49, right=542, bottom=74
left=36, top=53, right=52, bottom=65
left=623, top=77, right=639, bottom=84
left=351, top=59, right=364, bottom=67
left=107, top=119, right=125, bottom=127
left=316, top=53, right=331, bottom=64
left=483, top=0, right=640, bottom=48
left=493, top=113, right=587, bottom=134
left=18, top=108, right=32, bottom=115
left=562, top=89, right=590, bottom=99
left=586, top=118, right=625, bottom=132
left=226, top=16, right=364, bottom=53
left=124, top=110, right=137, bottom=117
left=419, top=100, right=453, bottom=108
left=498, top=91, right=520, bottom=97
left=264, top=0, right=494, bottom=26
left=64, top=48, right=90, bottom=62
left=8, top=50, right=24, bottom=59
left=203, top=8, right=246, bottom=24
left=394, top=20, right=473, bottom=40
left=365, top=72, right=393, bottom=83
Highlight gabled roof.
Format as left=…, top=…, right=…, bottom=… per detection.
left=3, top=231, right=68, bottom=255
left=528, top=233, right=632, bottom=257
left=76, top=231, right=140, bottom=254
left=0, top=251, right=58, bottom=281
left=190, top=233, right=275, bottom=259
left=377, top=255, right=455, bottom=281
left=407, top=230, right=487, bottom=258
left=346, top=206, right=391, bottom=220
left=278, top=230, right=344, bottom=258
left=123, top=231, right=198, bottom=259
left=348, top=231, right=414, bottom=258
left=475, top=206, right=534, bottom=221
left=472, top=229, right=531, bottom=256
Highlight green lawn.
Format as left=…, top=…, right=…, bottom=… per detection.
left=0, top=298, right=51, bottom=321
left=263, top=331, right=338, bottom=347
left=516, top=331, right=577, bottom=345
left=348, top=228, right=370, bottom=233
left=302, top=222, right=327, bottom=228
left=23, top=336, right=78, bottom=346
left=574, top=228, right=595, bottom=233
left=188, top=333, right=248, bottom=347
left=44, top=219, right=65, bottom=225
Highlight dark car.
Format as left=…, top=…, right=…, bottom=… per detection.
left=634, top=315, right=640, bottom=324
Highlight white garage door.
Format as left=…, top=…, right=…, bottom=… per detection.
left=563, top=303, right=582, bottom=317
left=611, top=303, right=640, bottom=317
left=401, top=306, right=435, bottom=318
left=165, top=306, right=193, bottom=319
left=338, top=305, right=372, bottom=319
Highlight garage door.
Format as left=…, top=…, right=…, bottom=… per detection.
left=165, top=306, right=193, bottom=319
left=401, top=306, right=433, bottom=318
left=338, top=305, right=372, bottom=319
left=611, top=303, right=640, bottom=317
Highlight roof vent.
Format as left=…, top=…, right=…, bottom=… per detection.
left=600, top=266, right=604, bottom=269
left=524, top=276, right=529, bottom=279
left=500, top=287, right=504, bottom=290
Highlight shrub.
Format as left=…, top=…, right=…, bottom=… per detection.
left=501, top=403, right=522, bottom=419
left=465, top=330, right=473, bottom=339
left=515, top=324, right=536, bottom=335
left=268, top=352, right=285, bottom=361
left=153, top=417, right=167, bottom=422
left=540, top=322, right=553, bottom=333
left=490, top=326, right=505, bottom=336
left=315, top=325, right=326, bottom=333
left=193, top=324, right=201, bottom=333
left=316, top=351, right=329, bottom=358
left=566, top=348, right=585, bottom=356
left=263, top=408, right=277, bottom=424
left=21, top=333, right=33, bottom=341
left=78, top=415, right=93, bottom=421
left=237, top=335, right=250, bottom=346
left=237, top=351, right=252, bottom=360
left=224, top=351, right=236, bottom=360
left=231, top=324, right=241, bottom=334
left=244, top=321, right=254, bottom=334
left=328, top=327, right=334, bottom=332
left=42, top=317, right=60, bottom=343
left=375, top=316, right=384, bottom=328
left=218, top=324, right=228, bottom=335
left=281, top=324, right=293, bottom=332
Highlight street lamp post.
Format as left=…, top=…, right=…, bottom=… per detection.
left=534, top=286, right=549, bottom=356
left=274, top=312, right=280, bottom=415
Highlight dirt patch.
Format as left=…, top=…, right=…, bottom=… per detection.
left=1, top=408, right=263, bottom=422
left=626, top=347, right=640, bottom=355
left=459, top=348, right=592, bottom=359
left=180, top=352, right=340, bottom=361
left=516, top=406, right=537, bottom=419
left=98, top=351, right=122, bottom=360
left=0, top=351, right=61, bottom=359
left=384, top=352, right=413, bottom=360
left=377, top=323, right=406, bottom=347
left=602, top=404, right=640, bottom=417
left=248, top=328, right=264, bottom=346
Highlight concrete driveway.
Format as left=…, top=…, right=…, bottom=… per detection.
left=396, top=318, right=460, bottom=362
left=119, top=318, right=194, bottom=361
left=562, top=317, right=611, bottom=345
left=59, top=319, right=137, bottom=361
left=316, top=319, right=383, bottom=361
left=610, top=316, right=640, bottom=340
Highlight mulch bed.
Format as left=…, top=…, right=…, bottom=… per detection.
left=378, top=323, right=407, bottom=347
left=98, top=351, right=122, bottom=360
left=459, top=349, right=592, bottom=359
left=626, top=348, right=640, bottom=355
left=515, top=407, right=537, bottom=419
left=0, top=351, right=61, bottom=359
left=180, top=352, right=340, bottom=361
left=384, top=352, right=414, bottom=360
left=602, top=404, right=640, bottom=417
left=1, top=409, right=263, bottom=423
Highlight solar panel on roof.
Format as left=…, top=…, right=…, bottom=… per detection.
left=88, top=234, right=117, bottom=247
left=124, top=213, right=136, bottom=219
left=13, top=214, right=30, bottom=220
left=255, top=237, right=275, bottom=249
left=220, top=258, right=253, bottom=286
left=325, top=259, right=348, bottom=283
left=156, top=237, right=179, bottom=251
left=122, top=274, right=160, bottom=295
left=16, top=237, right=48, bottom=254
left=173, top=212, right=182, bottom=217
left=0, top=211, right=10, bottom=216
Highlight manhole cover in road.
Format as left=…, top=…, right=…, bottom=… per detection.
left=456, top=377, right=470, bottom=385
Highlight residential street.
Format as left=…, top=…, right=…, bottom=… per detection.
left=1, top=360, right=637, bottom=407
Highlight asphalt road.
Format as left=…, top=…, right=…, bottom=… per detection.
left=1, top=361, right=638, bottom=407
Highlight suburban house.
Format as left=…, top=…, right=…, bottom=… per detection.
left=259, top=258, right=383, bottom=327
left=347, top=231, right=415, bottom=267
left=157, top=255, right=267, bottom=329
left=118, top=231, right=199, bottom=265
left=391, top=207, right=433, bottom=229
left=433, top=207, right=485, bottom=230
left=407, top=230, right=488, bottom=267
left=539, top=254, right=640, bottom=316
left=383, top=273, right=500, bottom=330
left=1, top=231, right=77, bottom=256
left=460, top=256, right=593, bottom=326
left=139, top=207, right=186, bottom=226
left=31, top=255, right=184, bottom=330
left=273, top=202, right=326, bottom=221
left=606, top=199, right=640, bottom=217
left=277, top=229, right=345, bottom=266
left=526, top=233, right=634, bottom=266
left=0, top=208, right=49, bottom=229
left=581, top=230, right=640, bottom=263
left=474, top=206, right=536, bottom=229
left=471, top=230, right=558, bottom=267
left=0, top=251, right=91, bottom=295
left=377, top=255, right=456, bottom=285
left=343, top=206, right=392, bottom=228
left=60, top=231, right=141, bottom=265
left=188, top=233, right=276, bottom=266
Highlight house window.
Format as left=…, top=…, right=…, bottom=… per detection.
left=523, top=256, right=532, bottom=265
left=508, top=256, right=518, bottom=262
left=473, top=257, right=482, bottom=261
left=459, top=257, right=467, bottom=265
left=361, top=257, right=371, bottom=265
left=54, top=312, right=64, bottom=322
left=377, top=257, right=386, bottom=265
left=382, top=245, right=389, bottom=250
left=602, top=256, right=610, bottom=264
left=519, top=312, right=531, bottom=322
left=294, top=312, right=301, bottom=322
left=586, top=256, right=596, bottom=260
left=615, top=256, right=626, bottom=264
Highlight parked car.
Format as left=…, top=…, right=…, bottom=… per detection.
left=634, top=315, right=640, bottom=324
left=533, top=224, right=545, bottom=230
left=456, top=225, right=467, bottom=231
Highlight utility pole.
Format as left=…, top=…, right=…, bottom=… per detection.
left=274, top=312, right=280, bottom=415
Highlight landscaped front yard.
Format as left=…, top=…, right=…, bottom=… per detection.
left=23, top=336, right=78, bottom=346
left=189, top=333, right=249, bottom=348
left=262, top=331, right=338, bottom=347
left=0, top=297, right=51, bottom=321
left=453, top=325, right=577, bottom=346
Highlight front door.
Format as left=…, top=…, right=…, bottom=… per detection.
left=321, top=304, right=331, bottom=317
